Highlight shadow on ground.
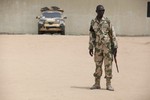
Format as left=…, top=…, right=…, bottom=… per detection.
left=70, top=86, right=107, bottom=90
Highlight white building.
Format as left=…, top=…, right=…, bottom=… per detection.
left=0, top=0, right=150, bottom=36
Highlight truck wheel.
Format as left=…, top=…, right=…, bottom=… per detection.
left=38, top=24, right=43, bottom=34
left=38, top=31, right=43, bottom=35
left=61, top=30, right=65, bottom=35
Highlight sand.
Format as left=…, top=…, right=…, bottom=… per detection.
left=0, top=35, right=150, bottom=100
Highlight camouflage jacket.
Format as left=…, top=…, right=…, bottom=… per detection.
left=89, top=16, right=118, bottom=50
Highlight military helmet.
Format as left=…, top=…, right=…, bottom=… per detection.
left=96, top=5, right=105, bottom=12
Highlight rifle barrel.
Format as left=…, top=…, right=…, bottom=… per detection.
left=114, top=57, right=119, bottom=73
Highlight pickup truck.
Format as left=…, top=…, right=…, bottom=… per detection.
left=36, top=6, right=67, bottom=35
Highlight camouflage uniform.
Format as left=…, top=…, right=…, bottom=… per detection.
left=89, top=17, right=118, bottom=87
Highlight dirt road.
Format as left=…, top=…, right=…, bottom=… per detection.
left=0, top=35, right=150, bottom=100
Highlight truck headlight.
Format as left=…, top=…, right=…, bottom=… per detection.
left=39, top=20, right=44, bottom=25
left=56, top=19, right=60, bottom=23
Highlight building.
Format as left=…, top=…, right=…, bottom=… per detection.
left=0, top=0, right=150, bottom=36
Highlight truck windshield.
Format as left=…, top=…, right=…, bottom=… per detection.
left=43, top=12, right=61, bottom=18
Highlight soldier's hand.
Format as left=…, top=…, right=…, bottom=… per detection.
left=89, top=49, right=93, bottom=56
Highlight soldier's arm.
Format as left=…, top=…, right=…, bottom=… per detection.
left=89, top=20, right=96, bottom=50
left=109, top=23, right=118, bottom=49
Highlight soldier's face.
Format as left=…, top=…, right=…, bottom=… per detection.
left=97, top=10, right=105, bottom=17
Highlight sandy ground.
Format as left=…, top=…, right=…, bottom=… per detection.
left=0, top=35, right=150, bottom=100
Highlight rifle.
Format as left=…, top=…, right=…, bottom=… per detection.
left=109, top=34, right=119, bottom=73
left=113, top=50, right=119, bottom=73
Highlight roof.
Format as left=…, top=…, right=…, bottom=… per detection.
left=41, top=6, right=64, bottom=13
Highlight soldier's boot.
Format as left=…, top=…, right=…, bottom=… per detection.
left=90, top=77, right=101, bottom=90
left=106, top=78, right=114, bottom=91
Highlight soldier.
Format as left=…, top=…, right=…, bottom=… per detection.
left=89, top=5, right=118, bottom=91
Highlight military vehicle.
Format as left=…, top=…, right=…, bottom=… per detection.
left=36, top=6, right=67, bottom=35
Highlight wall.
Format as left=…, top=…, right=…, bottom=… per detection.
left=0, top=0, right=149, bottom=35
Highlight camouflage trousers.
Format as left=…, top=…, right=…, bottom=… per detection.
left=93, top=42, right=113, bottom=79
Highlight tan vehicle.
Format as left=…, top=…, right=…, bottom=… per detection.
left=36, top=7, right=67, bottom=35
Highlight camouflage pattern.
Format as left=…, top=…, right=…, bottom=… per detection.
left=89, top=16, right=118, bottom=79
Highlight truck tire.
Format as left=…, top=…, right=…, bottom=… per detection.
left=38, top=24, right=43, bottom=34
left=61, top=30, right=65, bottom=35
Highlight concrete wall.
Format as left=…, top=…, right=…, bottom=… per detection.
left=0, top=0, right=150, bottom=35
